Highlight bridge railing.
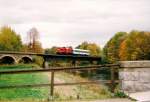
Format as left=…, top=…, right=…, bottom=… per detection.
left=0, top=64, right=120, bottom=98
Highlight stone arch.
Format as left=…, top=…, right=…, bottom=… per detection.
left=0, top=55, right=17, bottom=64
left=18, top=56, right=33, bottom=64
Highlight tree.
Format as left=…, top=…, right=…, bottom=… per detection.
left=76, top=41, right=101, bottom=56
left=76, top=42, right=101, bottom=77
left=119, top=31, right=150, bottom=60
left=44, top=46, right=57, bottom=54
left=0, top=26, right=23, bottom=51
left=33, top=41, right=43, bottom=53
left=103, top=32, right=127, bottom=63
left=27, top=27, right=43, bottom=53
left=21, top=44, right=29, bottom=52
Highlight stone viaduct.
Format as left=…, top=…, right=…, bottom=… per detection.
left=0, top=53, right=33, bottom=64
left=0, top=51, right=101, bottom=66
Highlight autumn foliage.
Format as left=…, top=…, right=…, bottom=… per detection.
left=103, top=32, right=127, bottom=63
left=76, top=41, right=101, bottom=56
left=104, top=30, right=150, bottom=63
left=119, top=31, right=150, bottom=61
left=0, top=26, right=23, bottom=51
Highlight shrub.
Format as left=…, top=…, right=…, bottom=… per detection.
left=33, top=56, right=44, bottom=67
left=114, top=91, right=127, bottom=98
left=114, top=85, right=127, bottom=98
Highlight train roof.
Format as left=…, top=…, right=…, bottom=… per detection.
left=73, top=48, right=90, bottom=52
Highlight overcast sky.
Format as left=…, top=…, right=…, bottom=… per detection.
left=0, top=0, right=150, bottom=48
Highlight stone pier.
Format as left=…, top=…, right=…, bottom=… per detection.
left=119, top=61, right=150, bottom=93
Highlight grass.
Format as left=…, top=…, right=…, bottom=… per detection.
left=53, top=72, right=112, bottom=100
left=0, top=64, right=50, bottom=101
left=0, top=64, right=40, bottom=70
left=0, top=64, right=113, bottom=101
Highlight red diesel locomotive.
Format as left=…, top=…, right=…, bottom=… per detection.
left=56, top=47, right=73, bottom=55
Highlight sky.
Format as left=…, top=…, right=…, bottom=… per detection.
left=0, top=0, right=150, bottom=48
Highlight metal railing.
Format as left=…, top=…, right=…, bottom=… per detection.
left=0, top=64, right=119, bottom=97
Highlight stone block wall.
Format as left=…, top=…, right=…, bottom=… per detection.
left=119, top=61, right=150, bottom=93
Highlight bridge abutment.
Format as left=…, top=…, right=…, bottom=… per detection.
left=119, top=61, right=150, bottom=93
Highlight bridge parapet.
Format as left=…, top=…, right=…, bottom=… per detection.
left=119, top=61, right=150, bottom=93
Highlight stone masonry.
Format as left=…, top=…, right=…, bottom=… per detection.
left=119, top=61, right=150, bottom=93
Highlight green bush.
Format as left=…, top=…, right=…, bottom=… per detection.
left=33, top=56, right=44, bottom=67
left=114, top=91, right=127, bottom=98
left=114, top=85, right=127, bottom=98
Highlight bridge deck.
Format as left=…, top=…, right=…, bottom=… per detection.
left=0, top=51, right=101, bottom=61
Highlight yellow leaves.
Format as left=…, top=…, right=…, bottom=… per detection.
left=76, top=41, right=101, bottom=56
left=119, top=40, right=127, bottom=61
left=119, top=31, right=150, bottom=61
left=104, top=30, right=150, bottom=63
left=103, top=32, right=127, bottom=63
left=0, top=26, right=22, bottom=51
